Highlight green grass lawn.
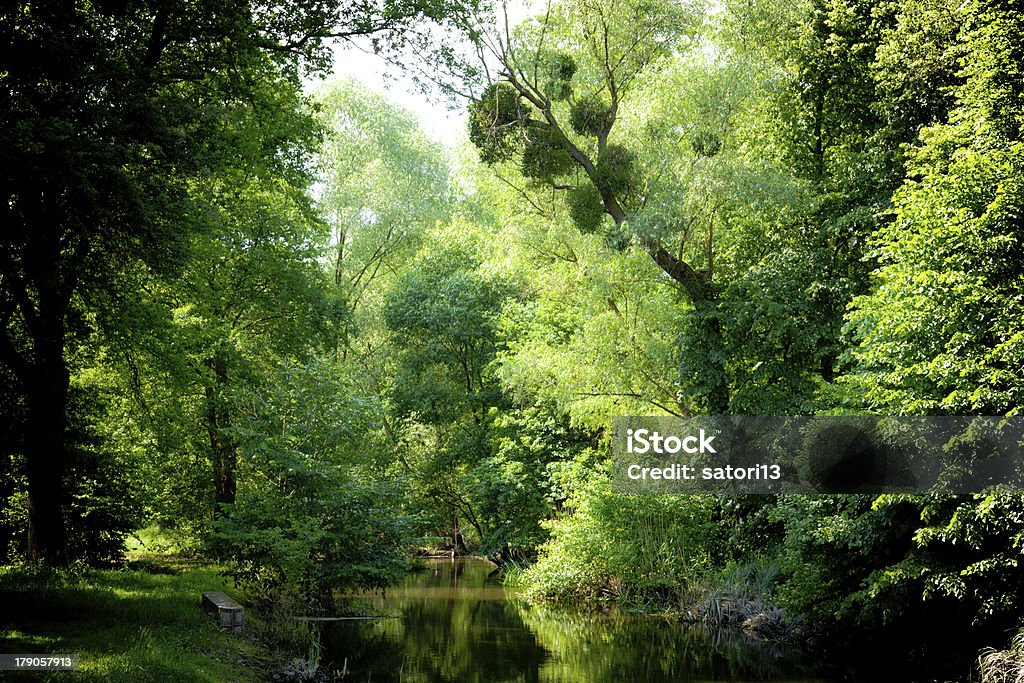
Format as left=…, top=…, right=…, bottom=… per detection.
left=0, top=554, right=268, bottom=682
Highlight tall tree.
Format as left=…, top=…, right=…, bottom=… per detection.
left=168, top=160, right=331, bottom=519
left=315, top=78, right=453, bottom=358
left=845, top=0, right=1023, bottom=415
left=769, top=0, right=1024, bottom=659
left=454, top=0, right=848, bottom=414
left=382, top=240, right=510, bottom=550
left=0, top=0, right=460, bottom=565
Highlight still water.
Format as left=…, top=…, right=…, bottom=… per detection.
left=323, top=558, right=832, bottom=682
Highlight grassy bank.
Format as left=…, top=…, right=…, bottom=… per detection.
left=0, top=556, right=266, bottom=682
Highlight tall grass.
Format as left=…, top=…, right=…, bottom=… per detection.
left=501, top=559, right=529, bottom=587
left=689, top=559, right=793, bottom=639
left=979, top=628, right=1024, bottom=683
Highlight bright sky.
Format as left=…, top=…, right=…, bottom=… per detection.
left=312, top=1, right=536, bottom=149
left=316, top=36, right=470, bottom=149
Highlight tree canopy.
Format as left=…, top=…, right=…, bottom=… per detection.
left=2, top=0, right=1023, bottom=678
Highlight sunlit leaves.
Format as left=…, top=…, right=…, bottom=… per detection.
left=315, top=77, right=453, bottom=356
left=844, top=119, right=1024, bottom=414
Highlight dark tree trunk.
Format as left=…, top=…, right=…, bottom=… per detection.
left=205, top=348, right=236, bottom=518
left=24, top=301, right=71, bottom=565
left=8, top=201, right=75, bottom=565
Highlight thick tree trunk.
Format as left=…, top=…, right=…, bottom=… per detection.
left=24, top=316, right=70, bottom=565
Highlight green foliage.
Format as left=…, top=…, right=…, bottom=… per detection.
left=871, top=0, right=962, bottom=133
left=958, top=0, right=1024, bottom=144
left=844, top=1, right=1024, bottom=414
left=63, top=388, right=145, bottom=567
left=380, top=241, right=502, bottom=548
left=770, top=490, right=1024, bottom=657
left=541, top=52, right=578, bottom=101
left=593, top=144, right=640, bottom=200
left=468, top=82, right=531, bottom=164
left=771, top=494, right=916, bottom=629
left=521, top=127, right=575, bottom=180
left=712, top=240, right=856, bottom=414
left=1, top=373, right=145, bottom=566
left=0, top=0, right=368, bottom=564
left=490, top=225, right=688, bottom=424
left=569, top=96, right=614, bottom=137
left=521, top=479, right=716, bottom=605
left=217, top=476, right=408, bottom=601
left=376, top=227, right=594, bottom=562
left=549, top=0, right=702, bottom=97
left=690, top=130, right=722, bottom=158
left=315, top=77, right=453, bottom=343
left=845, top=138, right=1024, bottom=413
left=214, top=359, right=409, bottom=601
left=567, top=184, right=608, bottom=234
left=383, top=245, right=509, bottom=421
left=676, top=299, right=729, bottom=414
left=115, top=134, right=333, bottom=538
left=912, top=492, right=1024, bottom=621
left=471, top=407, right=592, bottom=560
left=3, top=1, right=1024, bottom=677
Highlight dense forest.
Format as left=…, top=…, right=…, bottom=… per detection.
left=2, top=0, right=1024, bottom=680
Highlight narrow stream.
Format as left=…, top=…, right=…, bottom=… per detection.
left=323, top=558, right=833, bottom=682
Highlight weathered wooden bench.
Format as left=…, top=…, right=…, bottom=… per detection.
left=202, top=591, right=243, bottom=633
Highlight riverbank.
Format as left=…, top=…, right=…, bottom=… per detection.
left=498, top=558, right=1008, bottom=681
left=501, top=556, right=798, bottom=639
left=0, top=557, right=269, bottom=682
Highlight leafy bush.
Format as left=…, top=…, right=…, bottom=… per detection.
left=769, top=491, right=1024, bottom=657
left=521, top=477, right=715, bottom=606
left=213, top=359, right=410, bottom=603
left=216, top=474, right=409, bottom=602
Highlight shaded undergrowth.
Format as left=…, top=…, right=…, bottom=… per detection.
left=0, top=556, right=265, bottom=682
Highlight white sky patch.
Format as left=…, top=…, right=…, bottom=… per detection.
left=306, top=0, right=537, bottom=149
left=306, top=36, right=468, bottom=149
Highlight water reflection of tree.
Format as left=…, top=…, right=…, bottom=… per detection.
left=325, top=560, right=822, bottom=682
left=512, top=602, right=819, bottom=682
left=325, top=562, right=547, bottom=682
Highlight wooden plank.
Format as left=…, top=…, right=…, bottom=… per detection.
left=202, top=591, right=244, bottom=633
